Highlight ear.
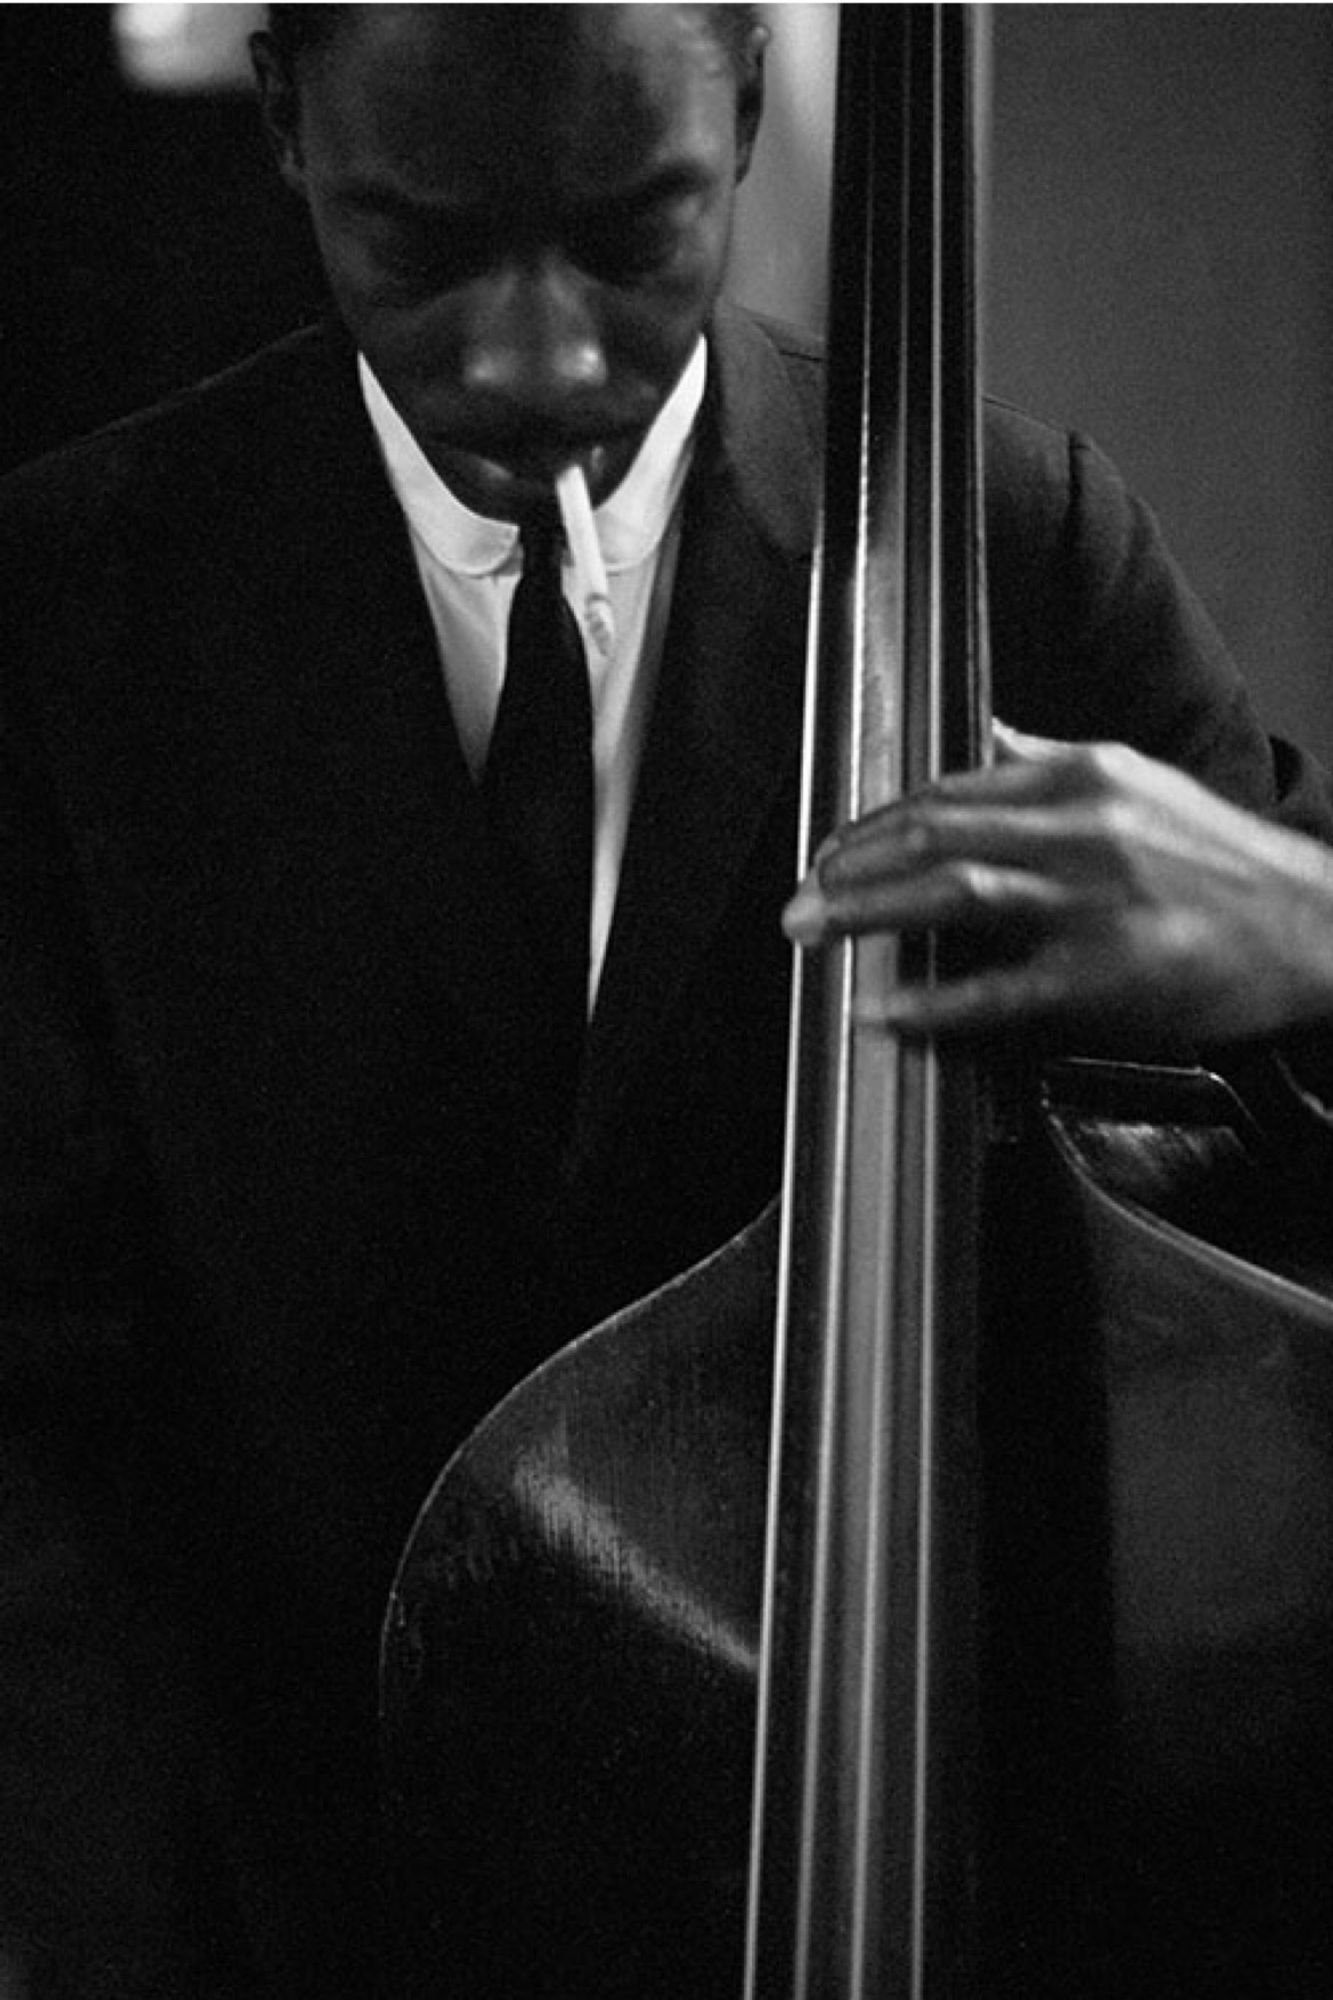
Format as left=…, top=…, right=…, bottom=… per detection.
left=733, top=22, right=769, bottom=184
left=250, top=31, right=307, bottom=195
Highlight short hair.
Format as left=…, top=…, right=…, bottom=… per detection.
left=265, top=4, right=763, bottom=74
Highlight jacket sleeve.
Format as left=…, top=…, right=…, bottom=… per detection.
left=987, top=403, right=1333, bottom=1126
left=986, top=408, right=1333, bottom=834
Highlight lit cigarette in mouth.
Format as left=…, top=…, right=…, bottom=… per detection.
left=555, top=464, right=615, bottom=659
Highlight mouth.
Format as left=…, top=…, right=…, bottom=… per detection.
left=477, top=440, right=613, bottom=491
left=429, top=433, right=639, bottom=517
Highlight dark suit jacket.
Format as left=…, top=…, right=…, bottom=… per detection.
left=0, top=303, right=1326, bottom=1994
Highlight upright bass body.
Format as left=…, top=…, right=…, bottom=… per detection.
left=381, top=1060, right=1333, bottom=1997
left=382, top=1205, right=776, bottom=1999
left=982, top=1060, right=1333, bottom=1998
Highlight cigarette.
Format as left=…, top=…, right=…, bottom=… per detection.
left=555, top=464, right=615, bottom=659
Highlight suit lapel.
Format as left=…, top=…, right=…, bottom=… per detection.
left=204, top=328, right=581, bottom=1148
left=576, top=307, right=820, bottom=1156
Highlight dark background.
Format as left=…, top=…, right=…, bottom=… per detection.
left=0, top=6, right=322, bottom=468
left=987, top=6, right=1333, bottom=771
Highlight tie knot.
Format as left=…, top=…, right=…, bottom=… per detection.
left=518, top=505, right=564, bottom=581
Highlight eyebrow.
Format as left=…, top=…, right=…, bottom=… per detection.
left=331, top=162, right=712, bottom=230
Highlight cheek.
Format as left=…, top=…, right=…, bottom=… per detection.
left=609, top=251, right=726, bottom=388
left=305, top=200, right=423, bottom=320
left=604, top=303, right=697, bottom=396
left=306, top=223, right=378, bottom=343
left=313, top=247, right=467, bottom=397
left=638, top=225, right=733, bottom=363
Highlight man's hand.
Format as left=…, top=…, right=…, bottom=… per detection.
left=783, top=721, right=1333, bottom=1047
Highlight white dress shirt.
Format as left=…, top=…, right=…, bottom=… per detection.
left=359, top=345, right=707, bottom=1006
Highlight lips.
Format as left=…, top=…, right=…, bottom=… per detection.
left=443, top=427, right=627, bottom=473
left=480, top=441, right=609, bottom=488
left=430, top=432, right=638, bottom=516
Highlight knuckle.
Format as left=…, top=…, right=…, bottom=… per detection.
left=1081, top=737, right=1140, bottom=793
left=893, top=806, right=936, bottom=860
left=1100, top=796, right=1143, bottom=860
left=947, top=859, right=1003, bottom=910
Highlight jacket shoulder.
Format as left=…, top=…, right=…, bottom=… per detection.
left=712, top=302, right=824, bottom=444
left=982, top=396, right=1081, bottom=542
left=0, top=324, right=350, bottom=558
left=723, top=303, right=823, bottom=371
left=710, top=315, right=1074, bottom=527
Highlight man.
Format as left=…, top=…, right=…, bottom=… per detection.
left=2, top=6, right=1333, bottom=1994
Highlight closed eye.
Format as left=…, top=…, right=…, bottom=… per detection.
left=333, top=184, right=498, bottom=290
left=566, top=174, right=711, bottom=283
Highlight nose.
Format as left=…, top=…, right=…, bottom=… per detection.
left=461, top=256, right=609, bottom=416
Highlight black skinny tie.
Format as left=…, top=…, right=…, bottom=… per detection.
left=483, top=509, right=594, bottom=1117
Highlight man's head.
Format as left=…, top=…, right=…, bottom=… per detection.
left=252, top=5, right=767, bottom=521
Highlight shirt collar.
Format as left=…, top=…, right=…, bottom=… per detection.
left=359, top=341, right=708, bottom=578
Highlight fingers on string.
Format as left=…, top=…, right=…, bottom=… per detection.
left=820, top=739, right=1140, bottom=866
left=856, top=958, right=1076, bottom=1040
left=816, top=807, right=1119, bottom=894
left=787, top=863, right=1079, bottom=946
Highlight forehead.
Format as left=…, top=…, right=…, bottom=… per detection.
left=299, top=5, right=738, bottom=202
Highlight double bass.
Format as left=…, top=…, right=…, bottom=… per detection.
left=381, top=12, right=1333, bottom=1994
